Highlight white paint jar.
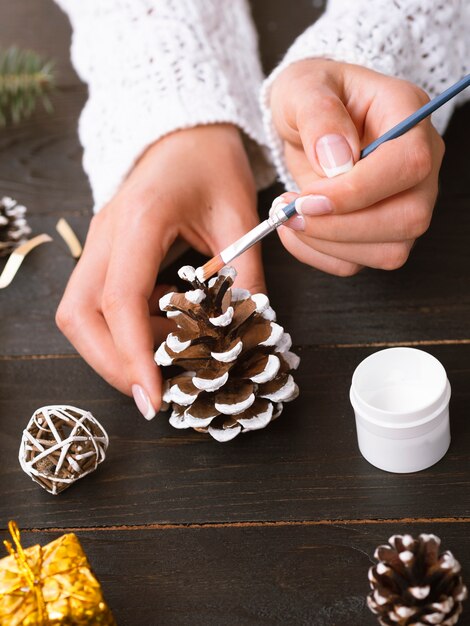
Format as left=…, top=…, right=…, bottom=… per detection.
left=350, top=347, right=451, bottom=473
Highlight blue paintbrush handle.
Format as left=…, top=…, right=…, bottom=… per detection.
left=282, top=73, right=470, bottom=220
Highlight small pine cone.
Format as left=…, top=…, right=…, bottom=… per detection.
left=367, top=534, right=468, bottom=626
left=155, top=265, right=300, bottom=442
left=0, top=196, right=31, bottom=256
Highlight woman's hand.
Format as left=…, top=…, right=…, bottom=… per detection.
left=269, top=59, right=445, bottom=276
left=56, top=124, right=265, bottom=418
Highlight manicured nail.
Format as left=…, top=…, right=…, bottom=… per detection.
left=132, top=384, right=156, bottom=420
left=285, top=215, right=305, bottom=231
left=295, top=195, right=333, bottom=216
left=316, top=134, right=353, bottom=178
left=269, top=197, right=289, bottom=218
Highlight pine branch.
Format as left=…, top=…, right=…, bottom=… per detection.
left=0, top=47, right=55, bottom=127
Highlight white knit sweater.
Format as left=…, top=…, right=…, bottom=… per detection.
left=56, top=0, right=469, bottom=211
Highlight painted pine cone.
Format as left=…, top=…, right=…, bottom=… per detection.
left=0, top=196, right=31, bottom=256
left=368, top=534, right=468, bottom=626
left=155, top=265, right=300, bottom=442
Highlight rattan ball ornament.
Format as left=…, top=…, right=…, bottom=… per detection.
left=19, top=405, right=109, bottom=495
left=155, top=265, right=300, bottom=442
left=368, top=533, right=468, bottom=625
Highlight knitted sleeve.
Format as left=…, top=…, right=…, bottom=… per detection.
left=55, top=0, right=274, bottom=211
left=261, top=0, right=470, bottom=190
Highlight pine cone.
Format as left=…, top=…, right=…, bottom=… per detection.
left=368, top=534, right=468, bottom=626
left=0, top=196, right=31, bottom=256
left=155, top=265, right=300, bottom=442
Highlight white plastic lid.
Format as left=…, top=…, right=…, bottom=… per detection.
left=350, top=347, right=451, bottom=473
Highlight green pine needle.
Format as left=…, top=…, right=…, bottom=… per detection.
left=0, top=47, right=55, bottom=127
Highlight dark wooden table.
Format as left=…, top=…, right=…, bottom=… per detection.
left=1, top=2, right=469, bottom=624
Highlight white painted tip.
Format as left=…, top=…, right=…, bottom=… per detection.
left=154, top=342, right=173, bottom=366
left=250, top=354, right=280, bottom=384
left=178, top=265, right=196, bottom=282
left=210, top=306, right=234, bottom=327
left=211, top=340, right=243, bottom=363
left=219, top=266, right=237, bottom=280
left=193, top=371, right=229, bottom=392
left=166, top=333, right=191, bottom=354
left=159, top=292, right=175, bottom=311
left=185, top=289, right=206, bottom=304
left=215, top=393, right=256, bottom=416
left=208, top=424, right=242, bottom=442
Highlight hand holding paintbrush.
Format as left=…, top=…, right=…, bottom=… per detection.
left=198, top=71, right=470, bottom=282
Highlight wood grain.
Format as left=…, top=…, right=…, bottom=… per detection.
left=1, top=344, right=469, bottom=527
left=1, top=523, right=468, bottom=626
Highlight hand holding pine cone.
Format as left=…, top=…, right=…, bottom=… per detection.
left=155, top=265, right=299, bottom=442
left=368, top=533, right=468, bottom=625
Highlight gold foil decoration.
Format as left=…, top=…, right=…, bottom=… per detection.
left=0, top=521, right=116, bottom=625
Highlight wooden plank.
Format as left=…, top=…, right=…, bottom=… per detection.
left=1, top=344, right=469, bottom=527
left=0, top=0, right=78, bottom=87
left=0, top=89, right=92, bottom=214
left=1, top=523, right=468, bottom=625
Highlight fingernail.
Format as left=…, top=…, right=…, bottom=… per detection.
left=295, top=195, right=333, bottom=216
left=316, top=134, right=353, bottom=178
left=285, top=215, right=305, bottom=231
left=269, top=197, right=289, bottom=219
left=132, top=384, right=156, bottom=420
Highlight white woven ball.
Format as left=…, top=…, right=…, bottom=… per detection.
left=19, top=405, right=109, bottom=495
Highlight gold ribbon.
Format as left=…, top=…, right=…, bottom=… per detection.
left=3, top=521, right=48, bottom=625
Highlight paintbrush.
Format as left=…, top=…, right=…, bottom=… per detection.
left=196, top=73, right=470, bottom=282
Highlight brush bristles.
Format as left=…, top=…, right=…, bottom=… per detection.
left=196, top=254, right=225, bottom=282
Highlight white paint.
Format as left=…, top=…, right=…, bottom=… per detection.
left=185, top=289, right=206, bottom=304
left=166, top=333, right=191, bottom=353
left=376, top=563, right=389, bottom=575
left=276, top=332, right=292, bottom=353
left=250, top=354, right=280, bottom=383
left=282, top=351, right=300, bottom=370
left=399, top=550, right=414, bottom=563
left=260, top=322, right=284, bottom=347
left=251, top=293, right=269, bottom=313
left=195, top=266, right=206, bottom=283
left=261, top=375, right=298, bottom=403
left=261, top=306, right=276, bottom=321
left=169, top=411, right=190, bottom=429
left=166, top=310, right=180, bottom=319
left=215, top=393, right=255, bottom=415
left=193, top=371, right=229, bottom=392
left=237, top=402, right=273, bottom=431
left=159, top=291, right=175, bottom=311
left=231, top=288, right=250, bottom=301
left=211, top=341, right=243, bottom=363
left=209, top=306, right=234, bottom=327
left=219, top=266, right=237, bottom=280
left=208, top=424, right=242, bottom=442
left=178, top=265, right=197, bottom=282
left=409, top=586, right=430, bottom=599
left=395, top=606, right=415, bottom=618
left=154, top=343, right=173, bottom=366
left=167, top=383, right=198, bottom=406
